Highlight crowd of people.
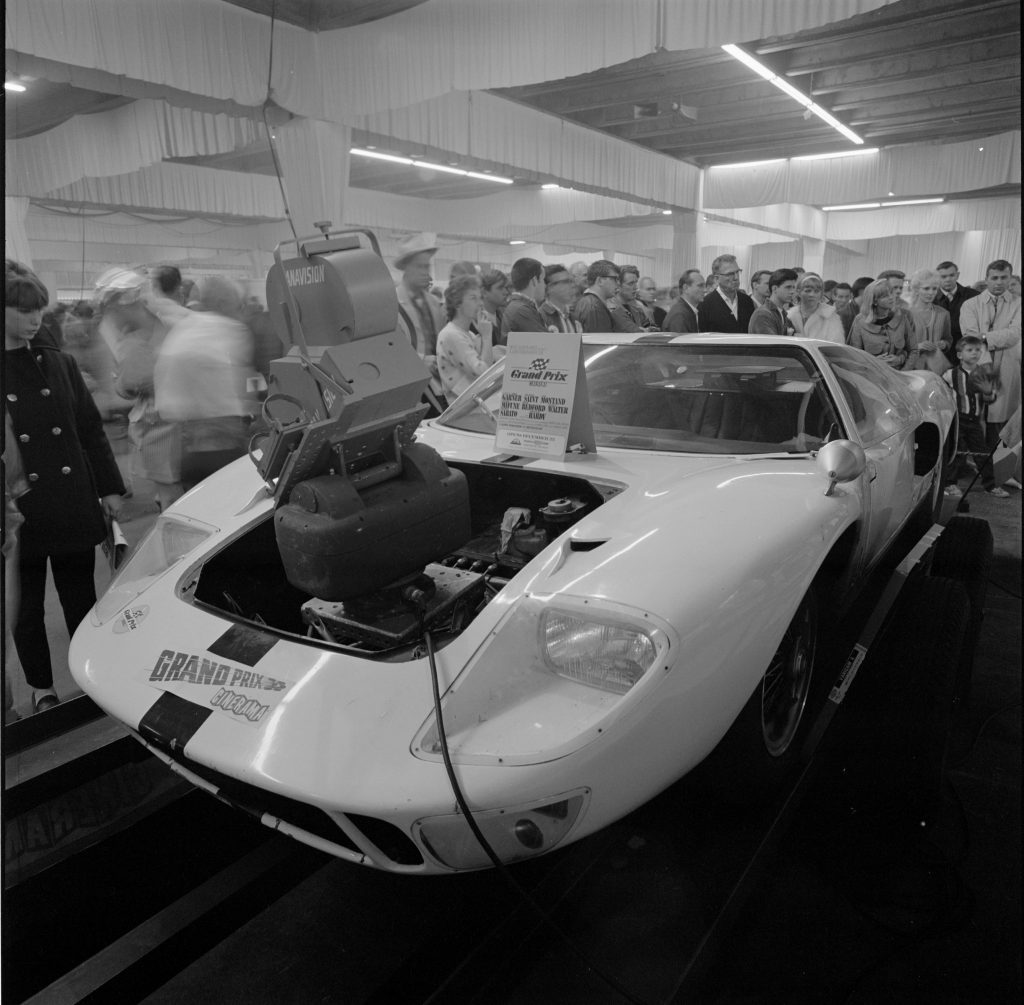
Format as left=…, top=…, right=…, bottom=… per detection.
left=393, top=236, right=1021, bottom=500
left=3, top=242, right=1021, bottom=715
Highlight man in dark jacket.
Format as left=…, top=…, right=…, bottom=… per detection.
left=935, top=260, right=981, bottom=363
left=697, top=254, right=756, bottom=333
left=500, top=258, right=547, bottom=342
left=664, top=269, right=705, bottom=333
left=573, top=260, right=621, bottom=332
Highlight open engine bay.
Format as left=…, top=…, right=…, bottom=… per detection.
left=191, top=463, right=622, bottom=661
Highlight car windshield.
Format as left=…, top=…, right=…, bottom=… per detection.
left=440, top=342, right=843, bottom=455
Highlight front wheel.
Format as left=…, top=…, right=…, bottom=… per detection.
left=700, top=590, right=820, bottom=801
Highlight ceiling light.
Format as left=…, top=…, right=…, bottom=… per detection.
left=4, top=80, right=27, bottom=93
left=881, top=197, right=944, bottom=207
left=413, top=160, right=468, bottom=176
left=662, top=209, right=673, bottom=215
left=792, top=148, right=879, bottom=162
left=721, top=44, right=864, bottom=145
left=464, top=170, right=514, bottom=184
left=509, top=240, right=526, bottom=246
left=542, top=183, right=561, bottom=190
left=711, top=158, right=787, bottom=170
left=822, top=202, right=882, bottom=211
left=350, top=148, right=413, bottom=165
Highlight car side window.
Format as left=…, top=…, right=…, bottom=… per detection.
left=819, top=347, right=917, bottom=445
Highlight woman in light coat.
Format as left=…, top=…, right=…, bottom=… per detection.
left=787, top=273, right=844, bottom=343
left=904, top=268, right=951, bottom=373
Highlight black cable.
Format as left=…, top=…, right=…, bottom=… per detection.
left=946, top=701, right=1022, bottom=770
left=422, top=626, right=648, bottom=1005
left=262, top=1, right=299, bottom=245
left=986, top=575, right=1022, bottom=600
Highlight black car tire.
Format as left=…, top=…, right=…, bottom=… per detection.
left=700, top=589, right=820, bottom=802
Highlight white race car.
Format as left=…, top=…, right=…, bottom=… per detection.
left=71, top=334, right=956, bottom=874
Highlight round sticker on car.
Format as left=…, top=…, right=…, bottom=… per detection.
left=113, top=605, right=150, bottom=634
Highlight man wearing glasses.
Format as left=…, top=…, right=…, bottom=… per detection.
left=539, top=264, right=582, bottom=333
left=697, top=254, right=756, bottom=334
left=573, top=260, right=623, bottom=333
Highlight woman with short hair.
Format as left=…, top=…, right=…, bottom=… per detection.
left=848, top=278, right=916, bottom=368
left=905, top=268, right=951, bottom=373
left=436, top=275, right=498, bottom=406
left=787, top=273, right=845, bottom=344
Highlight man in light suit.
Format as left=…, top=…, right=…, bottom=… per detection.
left=394, top=233, right=445, bottom=408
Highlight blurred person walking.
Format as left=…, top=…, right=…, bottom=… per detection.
left=95, top=268, right=184, bottom=512
left=5, top=261, right=125, bottom=712
left=154, top=276, right=256, bottom=491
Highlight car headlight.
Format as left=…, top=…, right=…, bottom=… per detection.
left=92, top=515, right=218, bottom=625
left=413, top=596, right=672, bottom=766
left=541, top=609, right=657, bottom=694
left=414, top=789, right=589, bottom=871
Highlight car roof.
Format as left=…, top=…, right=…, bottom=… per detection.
left=580, top=332, right=829, bottom=348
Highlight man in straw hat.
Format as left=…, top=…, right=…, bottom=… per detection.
left=394, top=233, right=445, bottom=411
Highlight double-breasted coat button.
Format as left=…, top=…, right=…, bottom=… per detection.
left=52, top=427, right=62, bottom=435
left=61, top=466, right=72, bottom=475
left=28, top=473, right=39, bottom=482
left=40, top=389, right=51, bottom=397
left=6, top=394, right=16, bottom=402
left=36, top=355, right=43, bottom=363
left=18, top=434, right=29, bottom=443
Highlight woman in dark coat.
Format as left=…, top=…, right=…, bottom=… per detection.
left=4, top=261, right=125, bottom=712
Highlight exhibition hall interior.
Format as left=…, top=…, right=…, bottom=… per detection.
left=4, top=1, right=1021, bottom=1002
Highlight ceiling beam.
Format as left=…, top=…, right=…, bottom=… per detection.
left=781, top=20, right=1019, bottom=78
left=846, top=93, right=1020, bottom=127
left=755, top=0, right=1015, bottom=54
left=825, top=57, right=1020, bottom=107
left=808, top=36, right=1020, bottom=95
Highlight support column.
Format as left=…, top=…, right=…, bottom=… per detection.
left=670, top=209, right=701, bottom=285
left=802, top=237, right=825, bottom=277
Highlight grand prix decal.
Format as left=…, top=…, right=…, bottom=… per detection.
left=146, top=649, right=292, bottom=726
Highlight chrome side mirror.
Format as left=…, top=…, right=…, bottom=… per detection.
left=816, top=439, right=866, bottom=497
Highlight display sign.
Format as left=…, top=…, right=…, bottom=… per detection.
left=494, top=332, right=595, bottom=458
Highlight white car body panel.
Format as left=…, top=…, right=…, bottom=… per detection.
left=71, top=335, right=956, bottom=873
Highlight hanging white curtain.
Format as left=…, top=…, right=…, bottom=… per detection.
left=704, top=132, right=1021, bottom=210
left=7, top=0, right=900, bottom=120
left=6, top=99, right=266, bottom=198
left=51, top=161, right=285, bottom=219
left=272, top=119, right=352, bottom=240
left=5, top=197, right=33, bottom=266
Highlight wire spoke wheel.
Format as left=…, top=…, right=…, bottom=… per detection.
left=761, top=596, right=817, bottom=757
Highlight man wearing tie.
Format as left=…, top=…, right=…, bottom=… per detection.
left=664, top=269, right=705, bottom=334
left=935, top=260, right=981, bottom=363
left=959, top=259, right=1021, bottom=490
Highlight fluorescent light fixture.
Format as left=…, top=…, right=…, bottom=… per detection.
left=711, top=158, right=787, bottom=170
left=542, top=183, right=561, bottom=190
left=792, top=148, right=879, bottom=162
left=509, top=240, right=526, bottom=245
left=412, top=160, right=469, bottom=176
left=662, top=209, right=673, bottom=215
left=721, top=44, right=864, bottom=145
left=350, top=148, right=513, bottom=184
left=4, top=80, right=27, bottom=93
left=351, top=148, right=412, bottom=165
left=464, top=170, right=514, bottom=184
left=822, top=202, right=882, bottom=211
left=881, top=197, right=944, bottom=207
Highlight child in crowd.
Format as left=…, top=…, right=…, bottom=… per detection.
left=942, top=334, right=1007, bottom=498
